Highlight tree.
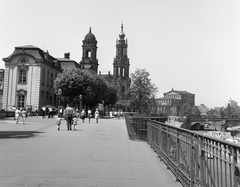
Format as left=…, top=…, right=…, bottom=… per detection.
left=179, top=103, right=192, bottom=117
left=206, top=109, right=219, bottom=118
left=226, top=103, right=236, bottom=118
left=219, top=107, right=226, bottom=118
left=191, top=106, right=201, bottom=118
left=54, top=69, right=110, bottom=107
left=128, top=69, right=158, bottom=113
left=102, top=83, right=118, bottom=106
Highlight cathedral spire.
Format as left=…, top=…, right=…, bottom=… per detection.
left=121, top=22, right=124, bottom=34
left=119, top=23, right=125, bottom=40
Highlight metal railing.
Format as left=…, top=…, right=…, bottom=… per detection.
left=125, top=115, right=240, bottom=187
left=125, top=114, right=167, bottom=141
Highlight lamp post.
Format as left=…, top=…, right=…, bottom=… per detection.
left=102, top=100, right=105, bottom=118
left=57, top=88, right=62, bottom=115
left=79, top=94, right=82, bottom=111
left=57, top=88, right=62, bottom=108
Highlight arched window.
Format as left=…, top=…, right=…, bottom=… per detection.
left=19, top=68, right=27, bottom=83
left=42, top=68, right=45, bottom=85
left=46, top=92, right=49, bottom=104
left=118, top=67, right=121, bottom=76
left=122, top=85, right=125, bottom=93
left=50, top=96, right=52, bottom=105
left=47, top=70, right=50, bottom=87
left=51, top=73, right=53, bottom=87
left=41, top=91, right=45, bottom=105
left=18, top=95, right=25, bottom=108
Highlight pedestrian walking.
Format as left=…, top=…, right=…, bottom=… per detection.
left=11, top=106, right=17, bottom=120
left=48, top=107, right=53, bottom=118
left=26, top=105, right=29, bottom=117
left=29, top=105, right=33, bottom=117
left=41, top=106, right=46, bottom=118
left=64, top=104, right=74, bottom=130
left=80, top=109, right=86, bottom=123
left=72, top=115, right=78, bottom=130
left=94, top=108, right=100, bottom=123
left=87, top=109, right=92, bottom=123
left=120, top=110, right=123, bottom=118
left=117, top=110, right=121, bottom=119
left=21, top=108, right=27, bottom=124
left=34, top=106, right=38, bottom=118
left=59, top=107, right=63, bottom=118
left=56, top=115, right=62, bottom=131
left=114, top=111, right=117, bottom=119
left=15, top=107, right=21, bottom=124
left=109, top=111, right=113, bottom=118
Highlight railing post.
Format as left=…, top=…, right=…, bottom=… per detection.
left=159, top=124, right=163, bottom=161
left=233, top=147, right=240, bottom=187
left=190, top=134, right=195, bottom=187
left=199, top=136, right=205, bottom=187
left=166, top=126, right=170, bottom=169
left=175, top=129, right=180, bottom=182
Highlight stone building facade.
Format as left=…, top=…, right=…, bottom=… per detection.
left=156, top=89, right=195, bottom=116
left=1, top=25, right=130, bottom=111
left=2, top=45, right=81, bottom=111
left=79, top=28, right=98, bottom=73
left=101, top=24, right=131, bottom=100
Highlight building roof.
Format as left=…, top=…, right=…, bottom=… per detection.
left=156, top=97, right=176, bottom=100
left=4, top=45, right=45, bottom=60
left=57, top=58, right=81, bottom=70
left=84, top=27, right=96, bottom=41
left=198, top=104, right=210, bottom=112
left=165, top=89, right=194, bottom=95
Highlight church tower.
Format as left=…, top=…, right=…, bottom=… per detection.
left=113, top=24, right=130, bottom=98
left=80, top=27, right=98, bottom=73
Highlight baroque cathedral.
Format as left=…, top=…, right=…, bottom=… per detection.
left=1, top=24, right=130, bottom=111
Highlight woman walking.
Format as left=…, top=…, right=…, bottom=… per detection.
left=15, top=107, right=21, bottom=124
left=80, top=109, right=86, bottom=123
left=21, top=108, right=27, bottom=124
left=94, top=108, right=100, bottom=123
left=87, top=109, right=92, bottom=123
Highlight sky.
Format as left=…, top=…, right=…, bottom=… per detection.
left=0, top=0, right=240, bottom=108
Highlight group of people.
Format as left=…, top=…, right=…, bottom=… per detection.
left=56, top=104, right=100, bottom=131
left=110, top=110, right=123, bottom=119
left=12, top=103, right=120, bottom=130
left=13, top=107, right=27, bottom=124
left=12, top=105, right=39, bottom=123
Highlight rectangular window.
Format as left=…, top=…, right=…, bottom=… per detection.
left=19, top=69, right=27, bottom=83
left=18, top=95, right=25, bottom=108
left=87, top=50, right=91, bottom=58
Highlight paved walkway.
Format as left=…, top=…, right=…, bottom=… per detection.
left=0, top=116, right=182, bottom=187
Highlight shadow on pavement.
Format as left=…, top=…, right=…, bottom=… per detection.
left=0, top=131, right=44, bottom=139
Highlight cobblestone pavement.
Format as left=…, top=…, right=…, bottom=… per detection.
left=0, top=116, right=182, bottom=187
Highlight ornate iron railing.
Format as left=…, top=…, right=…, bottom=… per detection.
left=124, top=114, right=167, bottom=141
left=147, top=119, right=240, bottom=187
left=125, top=115, right=240, bottom=187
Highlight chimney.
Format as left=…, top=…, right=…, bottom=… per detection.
left=45, top=50, right=49, bottom=61
left=64, top=53, right=70, bottom=59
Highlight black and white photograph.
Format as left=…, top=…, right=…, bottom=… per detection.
left=0, top=0, right=240, bottom=186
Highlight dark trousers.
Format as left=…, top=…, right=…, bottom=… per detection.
left=66, top=115, right=73, bottom=130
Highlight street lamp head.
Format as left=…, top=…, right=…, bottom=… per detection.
left=58, top=88, right=62, bottom=96
left=79, top=94, right=82, bottom=100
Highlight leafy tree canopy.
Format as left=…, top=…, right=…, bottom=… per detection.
left=128, top=69, right=158, bottom=113
left=54, top=69, right=117, bottom=106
